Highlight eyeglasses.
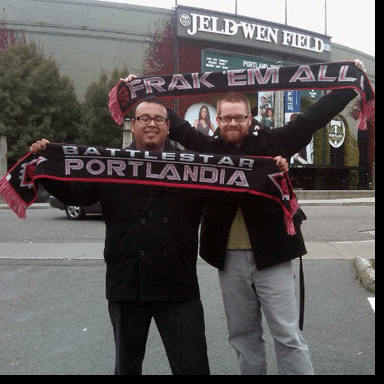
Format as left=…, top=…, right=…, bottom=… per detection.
left=134, top=115, right=169, bottom=125
left=217, top=114, right=250, bottom=124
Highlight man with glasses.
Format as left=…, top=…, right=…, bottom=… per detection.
left=130, top=101, right=170, bottom=151
left=163, top=83, right=364, bottom=374
left=29, top=98, right=212, bottom=375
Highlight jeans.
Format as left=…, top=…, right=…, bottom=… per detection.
left=108, top=299, right=210, bottom=375
left=219, top=250, right=314, bottom=375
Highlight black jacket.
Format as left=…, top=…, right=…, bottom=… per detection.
left=168, top=89, right=357, bottom=270
left=42, top=140, right=205, bottom=302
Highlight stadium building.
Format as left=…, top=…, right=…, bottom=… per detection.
left=2, top=0, right=375, bottom=189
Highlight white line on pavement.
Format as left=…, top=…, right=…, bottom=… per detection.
left=368, top=297, right=375, bottom=312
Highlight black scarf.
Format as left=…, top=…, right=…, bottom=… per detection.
left=109, top=61, right=374, bottom=130
left=0, top=143, right=299, bottom=235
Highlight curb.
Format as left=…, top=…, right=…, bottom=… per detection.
left=0, top=203, right=52, bottom=210
left=299, top=199, right=375, bottom=206
left=353, top=257, right=375, bottom=292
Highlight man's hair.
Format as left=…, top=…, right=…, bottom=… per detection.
left=134, top=97, right=169, bottom=118
left=217, top=92, right=251, bottom=115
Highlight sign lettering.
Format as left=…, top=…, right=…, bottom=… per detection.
left=177, top=7, right=331, bottom=60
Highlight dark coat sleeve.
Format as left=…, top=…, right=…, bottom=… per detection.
left=168, top=108, right=217, bottom=153
left=263, top=88, right=357, bottom=157
left=40, top=180, right=100, bottom=207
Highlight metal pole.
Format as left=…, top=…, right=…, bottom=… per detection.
left=173, top=12, right=179, bottom=114
left=0, top=134, right=7, bottom=177
left=324, top=0, right=327, bottom=35
left=122, top=118, right=132, bottom=148
left=285, top=0, right=288, bottom=25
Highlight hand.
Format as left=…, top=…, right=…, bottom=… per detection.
left=274, top=156, right=289, bottom=173
left=30, top=139, right=50, bottom=153
left=354, top=59, right=367, bottom=73
left=120, top=74, right=137, bottom=83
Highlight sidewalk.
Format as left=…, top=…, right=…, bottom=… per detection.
left=0, top=239, right=375, bottom=262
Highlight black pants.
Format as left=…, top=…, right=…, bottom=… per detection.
left=108, top=299, right=210, bottom=375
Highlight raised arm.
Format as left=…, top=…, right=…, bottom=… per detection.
left=267, top=87, right=358, bottom=158
left=265, top=59, right=366, bottom=157
left=167, top=108, right=216, bottom=152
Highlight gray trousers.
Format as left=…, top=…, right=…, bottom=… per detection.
left=218, top=250, right=314, bottom=375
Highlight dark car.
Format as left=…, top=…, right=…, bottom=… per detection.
left=48, top=196, right=102, bottom=220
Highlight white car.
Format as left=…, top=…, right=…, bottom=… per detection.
left=48, top=196, right=102, bottom=220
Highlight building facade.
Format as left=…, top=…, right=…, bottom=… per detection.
left=2, top=0, right=375, bottom=189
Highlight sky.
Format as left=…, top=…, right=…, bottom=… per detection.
left=99, top=0, right=375, bottom=56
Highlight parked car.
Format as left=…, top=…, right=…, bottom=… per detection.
left=48, top=196, right=102, bottom=220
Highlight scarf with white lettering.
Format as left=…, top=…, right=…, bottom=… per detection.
left=109, top=61, right=374, bottom=130
left=0, top=143, right=299, bottom=235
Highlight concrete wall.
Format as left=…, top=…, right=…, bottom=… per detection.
left=2, top=0, right=172, bottom=100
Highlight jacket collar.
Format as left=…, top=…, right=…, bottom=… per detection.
left=126, top=138, right=180, bottom=152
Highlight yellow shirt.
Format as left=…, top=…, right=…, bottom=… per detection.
left=226, top=207, right=252, bottom=250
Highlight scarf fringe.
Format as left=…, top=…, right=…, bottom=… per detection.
left=358, top=98, right=375, bottom=130
left=285, top=215, right=296, bottom=236
left=283, top=195, right=300, bottom=236
left=0, top=176, right=28, bottom=219
left=108, top=84, right=124, bottom=125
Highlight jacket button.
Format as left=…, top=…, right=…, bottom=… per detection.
left=139, top=250, right=145, bottom=256
left=163, top=217, right=168, bottom=224
left=141, top=218, right=146, bottom=224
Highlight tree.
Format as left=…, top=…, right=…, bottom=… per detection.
left=140, top=18, right=217, bottom=115
left=78, top=67, right=130, bottom=148
left=0, top=42, right=81, bottom=165
left=0, top=22, right=26, bottom=52
left=141, top=19, right=174, bottom=76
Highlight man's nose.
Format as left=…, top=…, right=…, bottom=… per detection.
left=148, top=119, right=157, bottom=127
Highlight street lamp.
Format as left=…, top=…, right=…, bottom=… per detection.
left=0, top=134, right=7, bottom=177
left=122, top=117, right=132, bottom=148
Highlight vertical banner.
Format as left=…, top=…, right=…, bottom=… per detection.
left=284, top=90, right=301, bottom=121
left=284, top=91, right=312, bottom=165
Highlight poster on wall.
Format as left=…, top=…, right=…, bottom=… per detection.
left=184, top=103, right=218, bottom=136
left=258, top=92, right=275, bottom=128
